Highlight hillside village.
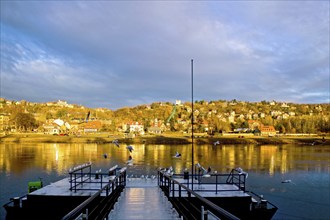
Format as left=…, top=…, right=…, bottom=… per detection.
left=0, top=98, right=329, bottom=137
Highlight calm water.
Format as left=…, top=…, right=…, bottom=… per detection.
left=0, top=143, right=329, bottom=220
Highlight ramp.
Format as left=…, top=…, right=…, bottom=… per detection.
left=108, top=178, right=180, bottom=220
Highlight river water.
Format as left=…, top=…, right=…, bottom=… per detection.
left=0, top=143, right=329, bottom=219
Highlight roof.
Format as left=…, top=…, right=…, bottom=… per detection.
left=84, top=121, right=102, bottom=129
left=260, top=125, right=276, bottom=132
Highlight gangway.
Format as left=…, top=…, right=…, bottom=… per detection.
left=108, top=177, right=181, bottom=219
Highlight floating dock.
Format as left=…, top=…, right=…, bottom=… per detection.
left=3, top=163, right=278, bottom=220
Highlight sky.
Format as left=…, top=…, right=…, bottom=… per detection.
left=1, top=1, right=329, bottom=110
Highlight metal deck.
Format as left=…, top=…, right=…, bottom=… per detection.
left=29, top=176, right=115, bottom=196
left=173, top=178, right=250, bottom=198
left=108, top=178, right=181, bottom=220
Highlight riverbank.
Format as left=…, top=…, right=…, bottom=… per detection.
left=0, top=133, right=329, bottom=145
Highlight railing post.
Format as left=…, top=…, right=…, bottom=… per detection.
left=82, top=208, right=88, bottom=220
left=81, top=168, right=83, bottom=185
left=74, top=173, right=77, bottom=192
left=172, top=180, right=175, bottom=197
left=201, top=206, right=204, bottom=220
left=70, top=172, right=72, bottom=191
left=215, top=175, right=218, bottom=194
left=179, top=185, right=181, bottom=198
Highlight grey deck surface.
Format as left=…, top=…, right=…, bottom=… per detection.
left=173, top=178, right=250, bottom=198
left=108, top=178, right=181, bottom=220
left=29, top=176, right=115, bottom=196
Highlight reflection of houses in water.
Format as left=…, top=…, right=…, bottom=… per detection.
left=260, top=145, right=278, bottom=176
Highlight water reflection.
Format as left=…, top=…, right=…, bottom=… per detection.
left=1, top=143, right=329, bottom=220
left=0, top=143, right=329, bottom=176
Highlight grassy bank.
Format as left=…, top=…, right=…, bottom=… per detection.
left=0, top=133, right=329, bottom=145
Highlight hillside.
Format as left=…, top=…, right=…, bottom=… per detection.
left=0, top=98, right=329, bottom=135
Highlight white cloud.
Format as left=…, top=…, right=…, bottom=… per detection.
left=1, top=1, right=329, bottom=108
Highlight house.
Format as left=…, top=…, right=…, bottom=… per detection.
left=228, top=115, right=235, bottom=123
left=84, top=121, right=102, bottom=133
left=260, top=125, right=277, bottom=136
left=0, top=114, right=10, bottom=131
left=175, top=100, right=182, bottom=106
left=148, top=127, right=162, bottom=134
left=127, top=122, right=144, bottom=135
left=43, top=124, right=60, bottom=135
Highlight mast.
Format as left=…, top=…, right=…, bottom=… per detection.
left=191, top=59, right=194, bottom=190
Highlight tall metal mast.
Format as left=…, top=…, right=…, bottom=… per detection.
left=191, top=59, right=194, bottom=190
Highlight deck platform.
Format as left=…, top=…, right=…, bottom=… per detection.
left=173, top=178, right=250, bottom=198
left=30, top=175, right=116, bottom=196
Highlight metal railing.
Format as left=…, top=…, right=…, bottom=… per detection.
left=225, top=168, right=247, bottom=191
left=62, top=167, right=127, bottom=220
left=169, top=172, right=246, bottom=194
left=158, top=170, right=240, bottom=220
left=69, top=163, right=121, bottom=192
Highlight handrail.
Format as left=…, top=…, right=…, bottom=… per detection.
left=62, top=182, right=111, bottom=220
left=172, top=172, right=246, bottom=194
left=159, top=171, right=240, bottom=220
left=62, top=169, right=126, bottom=220
left=226, top=168, right=247, bottom=191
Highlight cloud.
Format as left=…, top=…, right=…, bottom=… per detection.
left=1, top=1, right=329, bottom=109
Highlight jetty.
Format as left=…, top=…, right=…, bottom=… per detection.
left=3, top=162, right=278, bottom=220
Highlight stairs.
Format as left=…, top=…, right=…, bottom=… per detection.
left=108, top=187, right=181, bottom=220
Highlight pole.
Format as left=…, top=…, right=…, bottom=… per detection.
left=191, top=59, right=194, bottom=190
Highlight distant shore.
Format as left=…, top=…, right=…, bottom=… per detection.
left=0, top=133, right=329, bottom=146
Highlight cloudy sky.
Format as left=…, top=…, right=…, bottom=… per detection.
left=1, top=1, right=329, bottom=110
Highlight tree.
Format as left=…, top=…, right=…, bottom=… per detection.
left=15, top=113, right=37, bottom=131
left=46, top=112, right=53, bottom=120
left=56, top=109, right=68, bottom=119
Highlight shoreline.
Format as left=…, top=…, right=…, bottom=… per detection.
left=0, top=133, right=329, bottom=145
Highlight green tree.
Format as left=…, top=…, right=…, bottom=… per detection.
left=15, top=113, right=37, bottom=131
left=56, top=109, right=68, bottom=119
left=46, top=112, right=53, bottom=120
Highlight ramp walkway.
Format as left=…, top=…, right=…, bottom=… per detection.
left=108, top=178, right=181, bottom=220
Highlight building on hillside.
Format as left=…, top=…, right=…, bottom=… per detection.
left=202, top=120, right=209, bottom=132
left=259, top=125, right=277, bottom=136
left=0, top=114, right=10, bottom=131
left=43, top=124, right=60, bottom=135
left=84, top=121, right=102, bottom=133
left=148, top=127, right=162, bottom=134
left=175, top=100, right=182, bottom=106
left=126, top=122, right=144, bottom=135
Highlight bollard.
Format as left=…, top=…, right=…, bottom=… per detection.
left=184, top=171, right=189, bottom=180
left=13, top=197, right=20, bottom=207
